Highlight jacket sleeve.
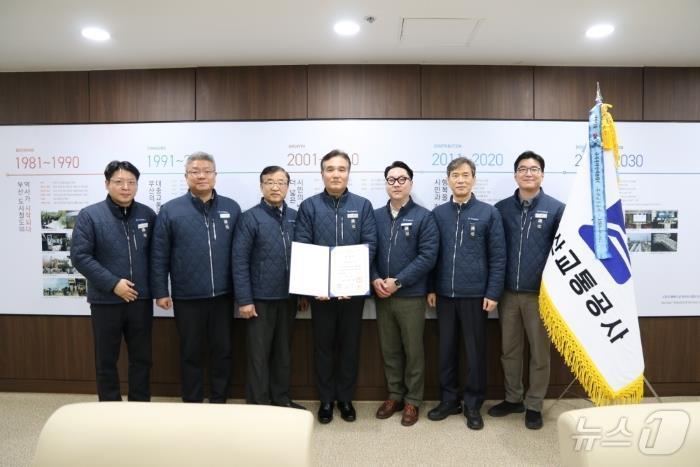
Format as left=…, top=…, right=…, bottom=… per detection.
left=232, top=212, right=255, bottom=306
left=553, top=201, right=566, bottom=234
left=71, top=209, right=121, bottom=294
left=293, top=200, right=314, bottom=244
left=395, top=212, right=439, bottom=287
left=150, top=208, right=172, bottom=299
left=485, top=208, right=507, bottom=301
left=360, top=200, right=377, bottom=264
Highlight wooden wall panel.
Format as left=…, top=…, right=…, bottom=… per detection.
left=422, top=66, right=534, bottom=119
left=1, top=315, right=699, bottom=398
left=534, top=67, right=643, bottom=120
left=308, top=65, right=420, bottom=118
left=644, top=67, right=700, bottom=121
left=89, top=69, right=195, bottom=122
left=0, top=72, right=89, bottom=124
left=0, top=316, right=94, bottom=381
left=196, top=66, right=307, bottom=120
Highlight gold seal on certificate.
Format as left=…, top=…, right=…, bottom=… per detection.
left=289, top=241, right=370, bottom=297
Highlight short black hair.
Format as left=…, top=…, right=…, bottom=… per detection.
left=513, top=150, right=545, bottom=172
left=446, top=156, right=476, bottom=177
left=384, top=161, right=414, bottom=180
left=320, top=149, right=351, bottom=172
left=104, top=160, right=140, bottom=181
left=259, top=165, right=290, bottom=183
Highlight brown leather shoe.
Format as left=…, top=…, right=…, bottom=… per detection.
left=401, top=403, right=419, bottom=427
left=376, top=399, right=404, bottom=419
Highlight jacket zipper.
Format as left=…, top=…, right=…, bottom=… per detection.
left=281, top=220, right=289, bottom=272
left=333, top=198, right=340, bottom=245
left=122, top=209, right=133, bottom=281
left=516, top=205, right=529, bottom=291
left=204, top=212, right=215, bottom=296
left=451, top=205, right=461, bottom=297
left=387, top=215, right=398, bottom=275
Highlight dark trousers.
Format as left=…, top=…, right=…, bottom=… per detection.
left=90, top=300, right=153, bottom=401
left=436, top=296, right=487, bottom=410
left=246, top=298, right=297, bottom=405
left=311, top=297, right=364, bottom=402
left=173, top=295, right=233, bottom=403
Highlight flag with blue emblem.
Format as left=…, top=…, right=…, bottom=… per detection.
left=539, top=88, right=645, bottom=404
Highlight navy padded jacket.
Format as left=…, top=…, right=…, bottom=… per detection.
left=372, top=198, right=438, bottom=297
left=431, top=195, right=506, bottom=301
left=233, top=200, right=297, bottom=305
left=72, top=196, right=156, bottom=304
left=294, top=189, right=376, bottom=255
left=151, top=190, right=241, bottom=300
left=495, top=189, right=565, bottom=293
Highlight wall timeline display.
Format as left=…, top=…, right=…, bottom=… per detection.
left=2, top=120, right=698, bottom=317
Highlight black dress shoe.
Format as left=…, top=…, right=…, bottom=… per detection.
left=317, top=401, right=334, bottom=424
left=525, top=409, right=543, bottom=430
left=487, top=400, right=525, bottom=417
left=276, top=401, right=307, bottom=410
left=427, top=401, right=462, bottom=421
left=337, top=401, right=356, bottom=422
left=465, top=408, right=484, bottom=430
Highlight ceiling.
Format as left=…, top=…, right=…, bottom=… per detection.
left=1, top=0, right=699, bottom=72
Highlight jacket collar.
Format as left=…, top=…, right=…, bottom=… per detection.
left=321, top=188, right=348, bottom=207
left=449, top=193, right=475, bottom=210
left=513, top=188, right=543, bottom=210
left=260, top=198, right=286, bottom=220
left=105, top=195, right=132, bottom=220
left=385, top=196, right=414, bottom=217
left=188, top=189, right=217, bottom=213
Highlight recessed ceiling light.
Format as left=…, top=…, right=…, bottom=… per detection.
left=585, top=24, right=614, bottom=39
left=334, top=21, right=360, bottom=36
left=81, top=27, right=111, bottom=42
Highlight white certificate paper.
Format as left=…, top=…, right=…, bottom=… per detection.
left=289, top=242, right=370, bottom=297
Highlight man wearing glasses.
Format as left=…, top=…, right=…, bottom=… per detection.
left=151, top=152, right=241, bottom=403
left=372, top=161, right=438, bottom=426
left=72, top=160, right=156, bottom=401
left=427, top=156, right=506, bottom=430
left=294, top=149, right=377, bottom=424
left=490, top=151, right=564, bottom=429
left=233, top=166, right=306, bottom=410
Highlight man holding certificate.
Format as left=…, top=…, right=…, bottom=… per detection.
left=293, top=149, right=377, bottom=424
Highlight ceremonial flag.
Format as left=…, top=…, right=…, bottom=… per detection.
left=539, top=92, right=645, bottom=404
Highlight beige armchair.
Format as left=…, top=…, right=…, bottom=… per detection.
left=32, top=402, right=313, bottom=467
left=557, top=401, right=700, bottom=466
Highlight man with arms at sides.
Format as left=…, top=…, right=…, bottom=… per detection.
left=233, top=165, right=307, bottom=410
left=151, top=152, right=241, bottom=403
left=427, top=156, right=506, bottom=430
left=372, top=161, right=438, bottom=427
left=72, top=160, right=156, bottom=401
left=491, top=150, right=565, bottom=429
left=294, top=149, right=377, bottom=424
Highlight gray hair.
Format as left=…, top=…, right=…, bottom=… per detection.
left=185, top=151, right=216, bottom=170
left=446, top=156, right=476, bottom=177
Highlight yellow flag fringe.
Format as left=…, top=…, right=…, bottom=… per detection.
left=539, top=283, right=644, bottom=405
left=601, top=103, right=621, bottom=168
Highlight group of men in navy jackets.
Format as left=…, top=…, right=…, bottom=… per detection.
left=72, top=148, right=563, bottom=430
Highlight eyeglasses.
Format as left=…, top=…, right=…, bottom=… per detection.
left=186, top=170, right=216, bottom=177
left=262, top=180, right=289, bottom=187
left=110, top=179, right=137, bottom=187
left=516, top=166, right=542, bottom=175
left=386, top=176, right=411, bottom=186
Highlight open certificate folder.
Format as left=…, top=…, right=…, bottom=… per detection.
left=289, top=241, right=370, bottom=297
